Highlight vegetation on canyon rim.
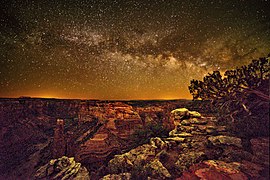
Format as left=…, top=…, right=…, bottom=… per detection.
left=130, top=122, right=170, bottom=148
left=129, top=54, right=269, bottom=150
left=126, top=54, right=270, bottom=179
left=189, top=54, right=270, bottom=138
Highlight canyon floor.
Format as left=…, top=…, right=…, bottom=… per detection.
left=0, top=98, right=268, bottom=179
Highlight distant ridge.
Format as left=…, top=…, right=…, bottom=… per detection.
left=0, top=97, right=192, bottom=102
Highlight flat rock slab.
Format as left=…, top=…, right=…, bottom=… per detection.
left=208, top=135, right=242, bottom=148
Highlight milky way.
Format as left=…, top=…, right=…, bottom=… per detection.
left=0, top=0, right=269, bottom=99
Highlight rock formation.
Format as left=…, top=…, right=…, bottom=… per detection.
left=107, top=142, right=171, bottom=179
left=101, top=173, right=131, bottom=180
left=53, top=119, right=66, bottom=158
left=35, top=156, right=90, bottom=180
left=135, top=106, right=174, bottom=130
left=75, top=102, right=143, bottom=173
left=179, top=160, right=248, bottom=180
left=0, top=99, right=269, bottom=179
left=102, top=108, right=269, bottom=179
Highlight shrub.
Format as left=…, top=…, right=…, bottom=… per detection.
left=129, top=122, right=170, bottom=148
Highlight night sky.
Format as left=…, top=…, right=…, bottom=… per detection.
left=0, top=0, right=269, bottom=100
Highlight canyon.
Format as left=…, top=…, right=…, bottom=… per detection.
left=0, top=98, right=268, bottom=179
left=0, top=98, right=191, bottom=178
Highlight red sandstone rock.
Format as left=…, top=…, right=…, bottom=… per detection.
left=240, top=160, right=265, bottom=179
left=0, top=98, right=80, bottom=178
left=135, top=106, right=174, bottom=130
left=76, top=102, right=143, bottom=172
left=52, top=119, right=66, bottom=158
left=250, top=137, right=269, bottom=166
left=178, top=160, right=248, bottom=180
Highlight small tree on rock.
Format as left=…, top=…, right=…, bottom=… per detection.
left=188, top=54, right=269, bottom=137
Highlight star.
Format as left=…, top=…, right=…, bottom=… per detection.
left=0, top=0, right=269, bottom=100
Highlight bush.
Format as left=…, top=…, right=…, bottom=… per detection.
left=129, top=122, right=170, bottom=148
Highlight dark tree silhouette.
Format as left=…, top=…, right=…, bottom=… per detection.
left=188, top=54, right=269, bottom=137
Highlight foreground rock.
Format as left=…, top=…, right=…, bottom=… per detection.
left=102, top=108, right=269, bottom=179
left=103, top=109, right=207, bottom=179
left=250, top=137, right=269, bottom=166
left=208, top=135, right=242, bottom=148
left=35, top=156, right=90, bottom=179
left=179, top=159, right=269, bottom=180
left=178, top=160, right=248, bottom=180
left=107, top=143, right=171, bottom=179
left=171, top=108, right=202, bottom=121
left=101, top=173, right=131, bottom=180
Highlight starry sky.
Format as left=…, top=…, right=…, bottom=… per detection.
left=0, top=0, right=269, bottom=100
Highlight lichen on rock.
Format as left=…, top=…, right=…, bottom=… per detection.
left=34, top=156, right=90, bottom=180
left=171, top=108, right=190, bottom=120
left=150, top=137, right=167, bottom=150
left=208, top=135, right=242, bottom=148
left=189, top=111, right=202, bottom=118
left=101, top=173, right=131, bottom=180
left=175, top=151, right=206, bottom=173
left=145, top=159, right=171, bottom=179
left=107, top=144, right=156, bottom=174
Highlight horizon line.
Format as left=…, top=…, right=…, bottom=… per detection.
left=0, top=96, right=193, bottom=101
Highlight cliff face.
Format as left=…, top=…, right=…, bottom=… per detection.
left=0, top=98, right=182, bottom=179
left=2, top=99, right=268, bottom=179
left=52, top=119, right=66, bottom=158
left=75, top=102, right=143, bottom=174
left=0, top=98, right=80, bottom=179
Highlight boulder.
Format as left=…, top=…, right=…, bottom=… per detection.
left=204, top=160, right=241, bottom=173
left=191, top=131, right=207, bottom=135
left=169, top=108, right=208, bottom=142
left=208, top=135, right=242, bottom=148
left=189, top=118, right=207, bottom=124
left=145, top=159, right=171, bottom=179
left=240, top=160, right=265, bottom=179
left=169, top=129, right=178, bottom=136
left=108, top=155, right=134, bottom=174
left=150, top=137, right=167, bottom=150
left=216, top=126, right=227, bottom=132
left=178, top=160, right=248, bottom=180
left=35, top=156, right=90, bottom=180
left=171, top=108, right=202, bottom=120
left=175, top=151, right=206, bottom=173
left=174, top=132, right=193, bottom=137
left=250, top=137, right=269, bottom=166
left=108, top=144, right=156, bottom=174
left=171, top=108, right=189, bottom=120
left=107, top=141, right=172, bottom=179
left=180, top=118, right=208, bottom=126
left=189, top=111, right=202, bottom=118
left=206, top=126, right=218, bottom=135
left=180, top=120, right=190, bottom=126
left=166, top=137, right=186, bottom=143
left=101, top=173, right=131, bottom=180
left=179, top=125, right=195, bottom=133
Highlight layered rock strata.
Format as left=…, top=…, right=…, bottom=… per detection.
left=75, top=102, right=143, bottom=172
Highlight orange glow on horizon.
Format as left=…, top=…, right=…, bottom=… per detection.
left=0, top=92, right=192, bottom=100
